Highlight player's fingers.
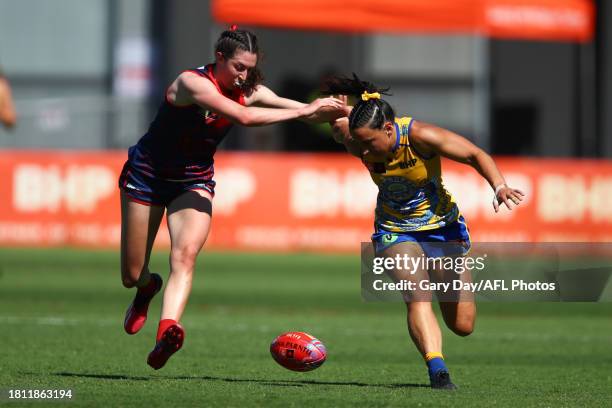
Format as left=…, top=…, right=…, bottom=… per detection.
left=326, top=98, right=344, bottom=108
left=511, top=192, right=523, bottom=202
left=513, top=189, right=525, bottom=196
left=493, top=197, right=499, bottom=213
left=319, top=100, right=339, bottom=110
left=502, top=196, right=513, bottom=210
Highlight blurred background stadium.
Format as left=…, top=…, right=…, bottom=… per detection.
left=1, top=1, right=611, bottom=406
left=1, top=0, right=610, bottom=154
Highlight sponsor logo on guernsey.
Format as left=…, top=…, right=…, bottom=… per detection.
left=399, top=158, right=418, bottom=169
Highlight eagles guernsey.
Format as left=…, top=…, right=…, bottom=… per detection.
left=126, top=64, right=244, bottom=182
left=364, top=117, right=460, bottom=234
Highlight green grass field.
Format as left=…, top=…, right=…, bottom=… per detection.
left=1, top=248, right=611, bottom=407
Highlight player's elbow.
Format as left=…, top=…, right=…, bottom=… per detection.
left=466, top=147, right=487, bottom=166
left=236, top=109, right=256, bottom=127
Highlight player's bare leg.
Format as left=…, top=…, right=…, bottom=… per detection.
left=381, top=241, right=456, bottom=389
left=163, top=190, right=213, bottom=320
left=147, top=189, right=212, bottom=370
left=120, top=191, right=165, bottom=334
left=439, top=300, right=476, bottom=336
left=432, top=264, right=477, bottom=337
left=380, top=242, right=440, bottom=352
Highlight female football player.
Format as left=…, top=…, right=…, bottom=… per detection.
left=119, top=26, right=345, bottom=370
left=325, top=75, right=523, bottom=389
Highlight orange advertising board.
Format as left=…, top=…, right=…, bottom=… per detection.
left=0, top=151, right=611, bottom=251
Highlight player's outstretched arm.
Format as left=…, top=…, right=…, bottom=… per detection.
left=171, top=72, right=344, bottom=127
left=410, top=120, right=524, bottom=212
left=247, top=85, right=348, bottom=124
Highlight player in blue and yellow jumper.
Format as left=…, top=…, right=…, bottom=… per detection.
left=326, top=74, right=524, bottom=390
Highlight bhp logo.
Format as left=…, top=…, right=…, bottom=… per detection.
left=13, top=164, right=116, bottom=213
left=289, top=169, right=377, bottom=218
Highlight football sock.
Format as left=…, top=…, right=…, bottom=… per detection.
left=157, top=319, right=178, bottom=342
left=425, top=352, right=448, bottom=377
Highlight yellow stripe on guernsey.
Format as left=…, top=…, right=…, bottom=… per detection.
left=364, top=117, right=459, bottom=233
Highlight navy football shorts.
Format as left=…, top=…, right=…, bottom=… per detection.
left=372, top=215, right=471, bottom=258
left=118, top=162, right=215, bottom=207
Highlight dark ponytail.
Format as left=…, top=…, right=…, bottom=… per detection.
left=214, top=26, right=263, bottom=93
left=323, top=73, right=394, bottom=130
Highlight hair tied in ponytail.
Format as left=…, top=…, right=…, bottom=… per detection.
left=361, top=91, right=381, bottom=101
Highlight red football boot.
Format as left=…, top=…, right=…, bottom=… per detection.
left=147, top=323, right=185, bottom=370
left=123, top=273, right=163, bottom=335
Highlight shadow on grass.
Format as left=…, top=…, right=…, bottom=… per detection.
left=52, top=372, right=429, bottom=389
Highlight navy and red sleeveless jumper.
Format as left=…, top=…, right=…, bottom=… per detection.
left=119, top=64, right=245, bottom=206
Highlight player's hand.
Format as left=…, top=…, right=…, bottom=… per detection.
left=311, top=94, right=352, bottom=123
left=328, top=94, right=352, bottom=117
left=335, top=94, right=351, bottom=116
left=493, top=185, right=525, bottom=212
left=300, top=97, right=345, bottom=118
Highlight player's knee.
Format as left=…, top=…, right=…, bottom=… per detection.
left=450, top=319, right=474, bottom=337
left=170, top=245, right=201, bottom=271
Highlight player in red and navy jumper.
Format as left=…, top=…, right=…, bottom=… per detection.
left=118, top=26, right=345, bottom=370
left=119, top=64, right=243, bottom=206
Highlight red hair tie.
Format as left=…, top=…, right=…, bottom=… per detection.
left=229, top=24, right=238, bottom=31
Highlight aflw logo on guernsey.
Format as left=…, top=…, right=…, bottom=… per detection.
left=199, top=108, right=219, bottom=124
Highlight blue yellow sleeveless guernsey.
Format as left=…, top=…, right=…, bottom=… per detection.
left=363, top=117, right=460, bottom=234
